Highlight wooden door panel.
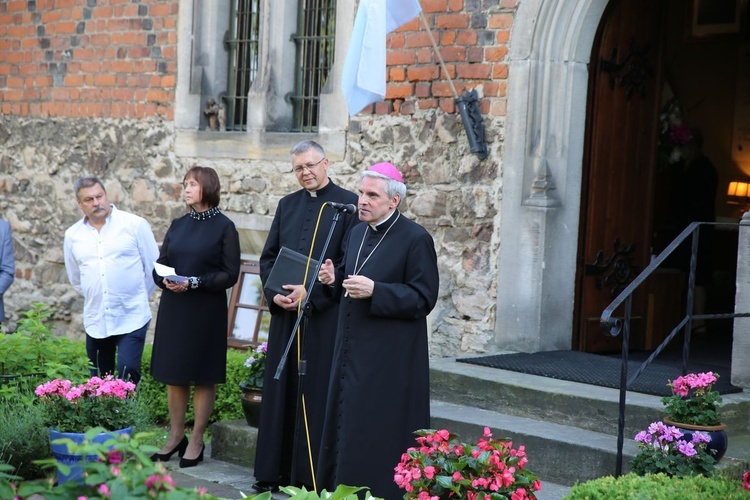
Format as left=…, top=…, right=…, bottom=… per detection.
left=575, top=0, right=665, bottom=352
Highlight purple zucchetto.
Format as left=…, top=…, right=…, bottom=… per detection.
left=368, top=162, right=404, bottom=183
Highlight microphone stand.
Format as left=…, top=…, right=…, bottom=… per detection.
left=274, top=208, right=345, bottom=488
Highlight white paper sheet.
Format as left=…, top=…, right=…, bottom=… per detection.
left=153, top=262, right=189, bottom=283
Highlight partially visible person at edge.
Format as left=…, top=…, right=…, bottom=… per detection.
left=63, top=176, right=159, bottom=383
left=149, top=166, right=241, bottom=468
left=252, top=140, right=359, bottom=493
left=665, top=128, right=718, bottom=335
left=316, top=162, right=440, bottom=499
left=0, top=217, right=15, bottom=328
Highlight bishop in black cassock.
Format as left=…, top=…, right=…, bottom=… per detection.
left=254, top=142, right=358, bottom=490
left=316, top=162, right=440, bottom=499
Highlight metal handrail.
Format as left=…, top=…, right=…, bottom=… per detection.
left=599, top=221, right=750, bottom=475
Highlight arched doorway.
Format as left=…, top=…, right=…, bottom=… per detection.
left=575, top=0, right=665, bottom=352
left=497, top=0, right=743, bottom=360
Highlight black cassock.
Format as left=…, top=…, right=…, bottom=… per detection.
left=254, top=180, right=358, bottom=487
left=317, top=211, right=439, bottom=499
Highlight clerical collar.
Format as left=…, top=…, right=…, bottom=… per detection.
left=305, top=179, right=334, bottom=198
left=369, top=209, right=398, bottom=231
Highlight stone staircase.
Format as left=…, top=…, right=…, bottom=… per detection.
left=211, top=355, right=750, bottom=491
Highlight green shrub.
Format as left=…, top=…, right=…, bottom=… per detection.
left=215, top=348, right=246, bottom=422
left=565, top=473, right=750, bottom=499
left=0, top=303, right=90, bottom=396
left=136, top=344, right=170, bottom=424
left=137, top=345, right=245, bottom=425
left=0, top=395, right=50, bottom=480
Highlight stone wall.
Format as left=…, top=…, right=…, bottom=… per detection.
left=1, top=108, right=504, bottom=357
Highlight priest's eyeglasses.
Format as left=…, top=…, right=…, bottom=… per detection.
left=293, top=157, right=326, bottom=175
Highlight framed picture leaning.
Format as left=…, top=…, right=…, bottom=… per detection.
left=688, top=0, right=747, bottom=40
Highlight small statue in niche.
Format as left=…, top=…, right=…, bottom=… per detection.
left=217, top=104, right=226, bottom=131
left=204, top=98, right=220, bottom=130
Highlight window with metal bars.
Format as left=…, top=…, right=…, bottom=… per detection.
left=224, top=0, right=261, bottom=132
left=291, top=0, right=337, bottom=132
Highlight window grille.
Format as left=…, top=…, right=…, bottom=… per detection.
left=291, top=0, right=337, bottom=132
left=224, top=0, right=261, bottom=132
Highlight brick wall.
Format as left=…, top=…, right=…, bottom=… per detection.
left=363, top=0, right=517, bottom=117
left=0, top=0, right=178, bottom=119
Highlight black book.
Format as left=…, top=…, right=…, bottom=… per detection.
left=265, top=247, right=320, bottom=296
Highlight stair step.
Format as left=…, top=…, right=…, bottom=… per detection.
left=209, top=356, right=750, bottom=492
left=430, top=357, right=666, bottom=439
left=430, top=400, right=639, bottom=485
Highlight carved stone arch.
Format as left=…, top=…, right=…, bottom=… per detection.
left=495, top=0, right=610, bottom=351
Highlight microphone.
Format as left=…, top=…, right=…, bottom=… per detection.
left=326, top=202, right=357, bottom=214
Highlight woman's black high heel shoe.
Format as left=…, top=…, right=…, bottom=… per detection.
left=150, top=436, right=188, bottom=462
left=179, top=443, right=205, bottom=468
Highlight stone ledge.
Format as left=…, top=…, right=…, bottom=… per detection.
left=211, top=419, right=258, bottom=469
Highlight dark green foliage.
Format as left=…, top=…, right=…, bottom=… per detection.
left=565, top=473, right=750, bottom=499
left=630, top=444, right=715, bottom=477
left=0, top=396, right=50, bottom=480
left=136, top=345, right=245, bottom=425
left=214, top=348, right=246, bottom=423
left=2, top=429, right=225, bottom=499
left=134, top=344, right=170, bottom=424
left=0, top=303, right=90, bottom=398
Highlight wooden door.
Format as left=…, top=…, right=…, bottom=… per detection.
left=575, top=0, right=665, bottom=352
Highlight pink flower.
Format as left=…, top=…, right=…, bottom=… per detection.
left=501, top=467, right=516, bottom=487
left=434, top=429, right=450, bottom=442
left=511, top=487, right=530, bottom=500
left=145, top=473, right=176, bottom=491
left=677, top=440, right=697, bottom=457
left=634, top=430, right=651, bottom=443
left=105, top=450, right=124, bottom=464
left=97, top=483, right=111, bottom=497
left=472, top=477, right=489, bottom=489
left=691, top=431, right=710, bottom=444
left=66, top=386, right=84, bottom=401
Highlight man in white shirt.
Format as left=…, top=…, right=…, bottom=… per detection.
left=64, top=176, right=160, bottom=384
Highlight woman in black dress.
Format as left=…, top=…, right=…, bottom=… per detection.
left=150, top=165, right=241, bottom=467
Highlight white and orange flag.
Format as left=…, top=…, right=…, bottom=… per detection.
left=341, top=0, right=422, bottom=117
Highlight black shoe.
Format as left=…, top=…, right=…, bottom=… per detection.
left=252, top=481, right=280, bottom=493
left=150, top=435, right=188, bottom=462
left=178, top=444, right=205, bottom=468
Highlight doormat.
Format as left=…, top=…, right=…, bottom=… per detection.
left=456, top=350, right=742, bottom=397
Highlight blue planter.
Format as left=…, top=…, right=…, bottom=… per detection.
left=663, top=418, right=728, bottom=463
left=49, top=427, right=132, bottom=484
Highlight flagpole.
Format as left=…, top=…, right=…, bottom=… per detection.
left=418, top=11, right=459, bottom=99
